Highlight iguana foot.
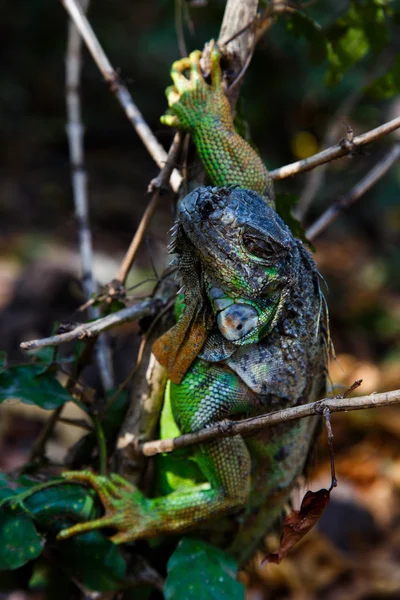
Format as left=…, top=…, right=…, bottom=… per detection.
left=160, top=44, right=227, bottom=131
left=160, top=44, right=273, bottom=197
left=57, top=471, right=150, bottom=544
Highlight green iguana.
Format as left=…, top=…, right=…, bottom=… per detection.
left=57, top=46, right=329, bottom=563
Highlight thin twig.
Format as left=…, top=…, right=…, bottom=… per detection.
left=58, top=417, right=93, bottom=431
left=295, top=48, right=395, bottom=220
left=20, top=299, right=159, bottom=351
left=65, top=0, right=114, bottom=392
left=322, top=408, right=337, bottom=491
left=28, top=407, right=64, bottom=464
left=270, top=116, right=400, bottom=180
left=306, top=144, right=400, bottom=240
left=140, top=389, right=400, bottom=456
left=220, top=17, right=256, bottom=47
left=104, top=297, right=176, bottom=416
left=175, top=0, right=188, bottom=58
left=255, top=1, right=296, bottom=42
left=92, top=414, right=107, bottom=475
left=115, top=132, right=183, bottom=285
left=60, top=0, right=182, bottom=192
left=28, top=339, right=97, bottom=463
left=115, top=191, right=162, bottom=286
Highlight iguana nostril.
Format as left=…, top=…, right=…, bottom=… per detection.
left=217, top=304, right=259, bottom=341
left=199, top=200, right=214, bottom=218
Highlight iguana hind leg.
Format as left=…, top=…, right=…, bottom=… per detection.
left=57, top=436, right=250, bottom=543
left=57, top=360, right=255, bottom=543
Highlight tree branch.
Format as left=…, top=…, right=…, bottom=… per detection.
left=20, top=299, right=159, bottom=351
left=270, top=116, right=400, bottom=180
left=306, top=143, right=400, bottom=240
left=65, top=0, right=114, bottom=391
left=219, top=0, right=258, bottom=64
left=60, top=0, right=182, bottom=192
left=140, top=389, right=400, bottom=456
left=114, top=132, right=183, bottom=285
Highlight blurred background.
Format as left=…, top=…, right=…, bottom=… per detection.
left=1, top=0, right=400, bottom=598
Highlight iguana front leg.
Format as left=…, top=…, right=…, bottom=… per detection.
left=161, top=46, right=274, bottom=202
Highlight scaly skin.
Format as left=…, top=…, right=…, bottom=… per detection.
left=58, top=48, right=329, bottom=563
left=161, top=47, right=274, bottom=202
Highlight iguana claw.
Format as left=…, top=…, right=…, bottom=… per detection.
left=160, top=45, right=225, bottom=133
left=160, top=44, right=272, bottom=197
left=57, top=471, right=150, bottom=544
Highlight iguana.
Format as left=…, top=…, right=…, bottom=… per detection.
left=57, top=46, right=329, bottom=563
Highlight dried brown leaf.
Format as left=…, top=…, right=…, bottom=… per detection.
left=264, top=488, right=331, bottom=565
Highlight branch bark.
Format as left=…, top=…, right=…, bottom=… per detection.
left=270, top=116, right=400, bottom=180
left=219, top=0, right=258, bottom=64
left=65, top=0, right=114, bottom=391
left=114, top=133, right=183, bottom=285
left=306, top=143, right=400, bottom=240
left=20, top=299, right=159, bottom=351
left=60, top=0, right=182, bottom=192
left=140, top=389, right=400, bottom=457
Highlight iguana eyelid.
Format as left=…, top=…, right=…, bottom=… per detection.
left=241, top=231, right=288, bottom=263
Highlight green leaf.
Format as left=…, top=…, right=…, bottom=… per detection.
left=24, top=484, right=96, bottom=531
left=0, top=474, right=26, bottom=502
left=0, top=364, right=73, bottom=409
left=25, top=346, right=56, bottom=365
left=275, top=193, right=315, bottom=251
left=164, top=538, right=245, bottom=600
left=326, top=0, right=390, bottom=86
left=366, top=54, right=400, bottom=99
left=0, top=506, right=44, bottom=570
left=55, top=531, right=127, bottom=592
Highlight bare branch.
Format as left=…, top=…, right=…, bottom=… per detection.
left=141, top=389, right=400, bottom=456
left=175, top=0, right=188, bottom=58
left=20, top=299, right=159, bottom=351
left=60, top=0, right=182, bottom=192
left=65, top=0, right=114, bottom=391
left=306, top=143, right=400, bottom=240
left=270, top=116, right=400, bottom=180
left=219, top=0, right=258, bottom=63
left=66, top=0, right=92, bottom=303
left=115, top=133, right=183, bottom=285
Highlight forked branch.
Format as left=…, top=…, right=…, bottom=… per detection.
left=20, top=299, right=159, bottom=350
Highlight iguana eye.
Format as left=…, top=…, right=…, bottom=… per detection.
left=242, top=232, right=276, bottom=260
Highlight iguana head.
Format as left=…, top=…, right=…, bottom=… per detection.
left=173, top=186, right=301, bottom=345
